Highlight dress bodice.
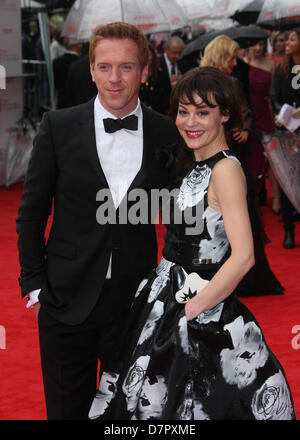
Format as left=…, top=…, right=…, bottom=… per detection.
left=163, top=150, right=240, bottom=266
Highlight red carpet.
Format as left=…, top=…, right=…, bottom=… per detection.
left=0, top=182, right=299, bottom=420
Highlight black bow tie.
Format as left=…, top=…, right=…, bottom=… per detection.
left=103, top=115, right=138, bottom=133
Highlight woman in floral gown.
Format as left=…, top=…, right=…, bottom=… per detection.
left=89, top=67, right=296, bottom=420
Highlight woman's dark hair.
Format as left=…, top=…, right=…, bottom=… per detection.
left=280, top=28, right=300, bottom=77
left=169, top=66, right=243, bottom=185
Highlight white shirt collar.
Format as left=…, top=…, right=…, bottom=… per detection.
left=164, top=52, right=175, bottom=67
left=64, top=50, right=80, bottom=56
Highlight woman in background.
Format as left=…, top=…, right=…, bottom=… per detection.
left=269, top=31, right=288, bottom=64
left=200, top=35, right=252, bottom=166
left=271, top=28, right=300, bottom=249
left=244, top=40, right=282, bottom=215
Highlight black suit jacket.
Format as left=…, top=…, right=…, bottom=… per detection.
left=158, top=54, right=171, bottom=87
left=53, top=53, right=80, bottom=108
left=16, top=99, right=180, bottom=325
left=139, top=68, right=171, bottom=115
left=158, top=54, right=186, bottom=113
left=158, top=54, right=185, bottom=83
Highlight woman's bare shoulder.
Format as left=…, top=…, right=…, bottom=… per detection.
left=211, top=157, right=246, bottom=187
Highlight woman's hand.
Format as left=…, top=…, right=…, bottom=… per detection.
left=274, top=113, right=283, bottom=127
left=184, top=297, right=201, bottom=321
left=232, top=128, right=249, bottom=144
left=293, top=107, right=300, bottom=119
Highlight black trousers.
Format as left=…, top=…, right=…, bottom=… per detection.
left=38, top=281, right=124, bottom=420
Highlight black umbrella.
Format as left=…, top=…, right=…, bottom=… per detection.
left=180, top=25, right=268, bottom=59
left=231, top=0, right=264, bottom=26
left=257, top=16, right=300, bottom=30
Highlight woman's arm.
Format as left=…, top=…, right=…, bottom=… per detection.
left=185, top=158, right=254, bottom=320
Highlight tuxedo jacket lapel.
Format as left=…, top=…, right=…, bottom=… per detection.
left=79, top=98, right=109, bottom=188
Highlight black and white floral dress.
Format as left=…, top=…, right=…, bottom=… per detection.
left=89, top=150, right=296, bottom=420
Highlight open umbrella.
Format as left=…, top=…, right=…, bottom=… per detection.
left=174, top=0, right=213, bottom=24
left=174, top=0, right=240, bottom=34
left=175, top=0, right=253, bottom=25
left=257, top=0, right=300, bottom=30
left=180, top=25, right=268, bottom=58
left=209, top=0, right=254, bottom=18
left=262, top=130, right=300, bottom=213
left=195, top=18, right=238, bottom=33
left=231, top=0, right=264, bottom=25
left=61, top=0, right=188, bottom=40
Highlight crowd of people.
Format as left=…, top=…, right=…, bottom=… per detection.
left=16, top=20, right=299, bottom=420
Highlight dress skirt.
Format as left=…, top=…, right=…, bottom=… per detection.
left=89, top=257, right=296, bottom=420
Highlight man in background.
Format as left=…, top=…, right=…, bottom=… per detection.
left=158, top=36, right=185, bottom=88
left=53, top=37, right=82, bottom=108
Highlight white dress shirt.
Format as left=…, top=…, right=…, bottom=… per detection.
left=26, top=96, right=144, bottom=307
left=94, top=97, right=144, bottom=277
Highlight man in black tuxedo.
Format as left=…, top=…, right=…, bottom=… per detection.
left=16, top=22, right=180, bottom=420
left=158, top=36, right=185, bottom=85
